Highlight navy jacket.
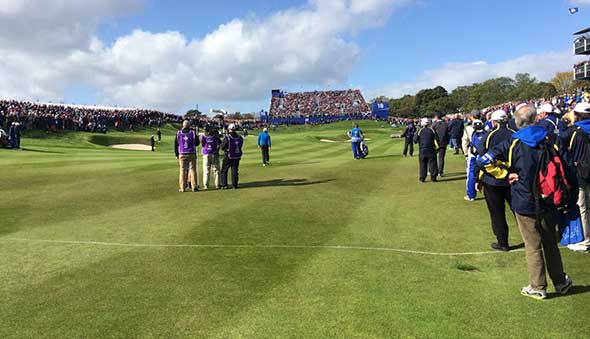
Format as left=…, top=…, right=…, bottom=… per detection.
left=561, top=120, right=590, bottom=183
left=476, top=123, right=515, bottom=187
left=489, top=126, right=567, bottom=215
left=413, top=127, right=439, bottom=156
left=449, top=119, right=464, bottom=139
left=401, top=124, right=416, bottom=138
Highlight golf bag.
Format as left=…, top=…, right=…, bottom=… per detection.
left=360, top=141, right=369, bottom=159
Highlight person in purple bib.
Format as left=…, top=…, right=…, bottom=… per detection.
left=219, top=123, right=244, bottom=189
left=174, top=120, right=200, bottom=192
left=200, top=127, right=222, bottom=189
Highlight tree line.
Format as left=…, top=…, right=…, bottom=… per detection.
left=374, top=71, right=590, bottom=118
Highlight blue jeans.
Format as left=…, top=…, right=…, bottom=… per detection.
left=466, top=156, right=477, bottom=199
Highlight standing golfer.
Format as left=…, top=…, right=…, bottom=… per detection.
left=258, top=127, right=272, bottom=166
left=348, top=123, right=364, bottom=160
left=174, top=120, right=199, bottom=192
left=220, top=124, right=244, bottom=189
left=201, top=128, right=222, bottom=190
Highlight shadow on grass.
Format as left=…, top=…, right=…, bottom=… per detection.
left=240, top=178, right=333, bottom=189
left=366, top=154, right=402, bottom=160
left=509, top=243, right=525, bottom=251
left=439, top=176, right=467, bottom=182
left=21, top=147, right=64, bottom=154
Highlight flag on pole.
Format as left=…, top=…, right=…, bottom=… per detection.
left=569, top=7, right=579, bottom=15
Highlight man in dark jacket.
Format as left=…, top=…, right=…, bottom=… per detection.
left=414, top=118, right=439, bottom=182
left=476, top=110, right=516, bottom=251
left=432, top=113, right=449, bottom=175
left=220, top=123, right=244, bottom=189
left=401, top=121, right=416, bottom=157
left=478, top=105, right=573, bottom=300
left=449, top=114, right=464, bottom=155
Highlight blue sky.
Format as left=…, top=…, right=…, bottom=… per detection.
left=2, top=0, right=589, bottom=114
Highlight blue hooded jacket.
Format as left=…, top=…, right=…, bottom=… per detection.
left=258, top=131, right=271, bottom=147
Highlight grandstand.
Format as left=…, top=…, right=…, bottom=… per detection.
left=268, top=89, right=370, bottom=122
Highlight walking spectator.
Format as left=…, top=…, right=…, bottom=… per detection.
left=414, top=118, right=439, bottom=183
left=432, top=113, right=449, bottom=176
left=480, top=105, right=573, bottom=299
left=258, top=127, right=272, bottom=166
left=174, top=120, right=199, bottom=192
left=150, top=135, right=155, bottom=152
left=449, top=114, right=465, bottom=155
left=157, top=128, right=162, bottom=142
left=477, top=110, right=516, bottom=251
left=348, top=123, right=364, bottom=160
left=201, top=128, right=222, bottom=190
left=401, top=121, right=416, bottom=157
left=220, top=124, right=244, bottom=190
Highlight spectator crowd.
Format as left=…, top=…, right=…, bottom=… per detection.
left=269, top=90, right=369, bottom=118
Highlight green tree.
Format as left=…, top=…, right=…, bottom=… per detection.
left=551, top=71, right=574, bottom=93
left=185, top=109, right=203, bottom=118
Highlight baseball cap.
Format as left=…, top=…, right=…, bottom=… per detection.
left=515, top=103, right=528, bottom=112
left=263, top=127, right=268, bottom=132
left=420, top=118, right=429, bottom=126
left=491, top=110, right=507, bottom=121
left=228, top=123, right=236, bottom=130
left=574, top=102, right=590, bottom=114
left=472, top=119, right=484, bottom=130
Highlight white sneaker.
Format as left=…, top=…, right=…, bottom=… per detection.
left=555, top=275, right=573, bottom=295
left=568, top=243, right=590, bottom=253
left=521, top=285, right=547, bottom=300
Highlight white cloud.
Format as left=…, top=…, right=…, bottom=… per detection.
left=372, top=51, right=582, bottom=99
left=0, top=0, right=411, bottom=112
left=570, top=0, right=590, bottom=5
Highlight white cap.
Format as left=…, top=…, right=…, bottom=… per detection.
left=228, top=123, right=236, bottom=130
left=491, top=110, right=507, bottom=121
left=539, top=103, right=555, bottom=114
left=263, top=127, right=268, bottom=132
left=420, top=118, right=429, bottom=127
left=574, top=102, right=590, bottom=114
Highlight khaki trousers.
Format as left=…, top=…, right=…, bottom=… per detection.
left=202, top=153, right=220, bottom=189
left=179, top=153, right=197, bottom=191
left=515, top=212, right=566, bottom=290
left=578, top=181, right=590, bottom=241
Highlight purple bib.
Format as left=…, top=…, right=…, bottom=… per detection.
left=227, top=134, right=243, bottom=159
left=177, top=130, right=196, bottom=154
left=201, top=135, right=219, bottom=155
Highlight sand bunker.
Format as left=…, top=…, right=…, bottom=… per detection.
left=320, top=139, right=337, bottom=143
left=110, top=144, right=152, bottom=151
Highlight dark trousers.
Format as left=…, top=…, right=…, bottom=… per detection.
left=437, top=147, right=447, bottom=175
left=221, top=156, right=240, bottom=188
left=419, top=153, right=438, bottom=182
left=261, top=146, right=270, bottom=164
left=403, top=137, right=414, bottom=156
left=453, top=138, right=463, bottom=154
left=483, top=184, right=512, bottom=246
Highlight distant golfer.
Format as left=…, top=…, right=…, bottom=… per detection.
left=220, top=124, right=244, bottom=189
left=150, top=135, right=155, bottom=152
left=157, top=128, right=162, bottom=142
left=174, top=120, right=200, bottom=192
left=258, top=127, right=272, bottom=166
left=348, top=123, right=364, bottom=160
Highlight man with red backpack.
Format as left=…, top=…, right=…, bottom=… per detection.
left=560, top=102, right=590, bottom=252
left=477, top=104, right=574, bottom=300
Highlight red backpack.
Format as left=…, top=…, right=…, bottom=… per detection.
left=534, top=140, right=577, bottom=211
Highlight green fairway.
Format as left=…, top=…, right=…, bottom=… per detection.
left=1, top=121, right=588, bottom=339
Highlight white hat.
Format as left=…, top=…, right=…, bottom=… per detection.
left=574, top=102, right=590, bottom=114
left=539, top=103, right=555, bottom=114
left=263, top=127, right=268, bottom=132
left=420, top=118, right=429, bottom=127
left=491, top=110, right=507, bottom=121
left=228, top=123, right=236, bottom=130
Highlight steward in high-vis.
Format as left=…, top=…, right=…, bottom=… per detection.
left=475, top=109, right=516, bottom=251
left=220, top=123, right=244, bottom=190
left=200, top=128, right=222, bottom=190
left=413, top=118, right=439, bottom=182
left=175, top=120, right=200, bottom=192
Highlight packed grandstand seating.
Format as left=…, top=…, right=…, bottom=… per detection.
left=269, top=89, right=369, bottom=118
left=0, top=100, right=183, bottom=133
